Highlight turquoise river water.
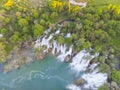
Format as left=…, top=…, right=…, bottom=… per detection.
left=0, top=54, right=79, bottom=90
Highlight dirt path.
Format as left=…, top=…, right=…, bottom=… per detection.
left=70, top=0, right=87, bottom=7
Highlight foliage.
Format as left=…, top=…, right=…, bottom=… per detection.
left=99, top=63, right=110, bottom=73
left=57, top=36, right=65, bottom=44
left=49, top=0, right=64, bottom=12
left=112, top=69, right=120, bottom=83
left=0, top=42, right=7, bottom=63
left=33, top=24, right=44, bottom=38
left=0, top=28, right=7, bottom=34
left=31, top=9, right=39, bottom=18
left=98, top=83, right=109, bottom=90
left=4, top=0, right=13, bottom=7
left=18, top=18, right=28, bottom=27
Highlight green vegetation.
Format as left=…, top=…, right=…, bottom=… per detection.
left=90, top=0, right=120, bottom=8
left=98, top=83, right=109, bottom=90
left=0, top=0, right=120, bottom=86
left=0, top=42, right=7, bottom=62
left=112, top=68, right=120, bottom=83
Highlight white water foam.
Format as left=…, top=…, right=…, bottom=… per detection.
left=65, top=33, right=71, bottom=38
left=67, top=50, right=107, bottom=90
left=82, top=71, right=107, bottom=90
left=34, top=28, right=107, bottom=90
left=66, top=84, right=81, bottom=90
left=34, top=28, right=73, bottom=62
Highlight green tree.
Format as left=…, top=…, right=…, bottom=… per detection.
left=40, top=19, right=46, bottom=26
left=98, top=83, right=109, bottom=90
left=0, top=28, right=7, bottom=34
left=31, top=9, right=39, bottom=18
left=10, top=31, right=21, bottom=44
left=66, top=36, right=73, bottom=46
left=50, top=12, right=58, bottom=19
left=33, top=24, right=44, bottom=38
left=18, top=18, right=28, bottom=27
left=57, top=36, right=65, bottom=44
left=94, top=29, right=110, bottom=42
left=112, top=69, right=120, bottom=83
left=83, top=41, right=91, bottom=49
left=99, top=63, right=110, bottom=73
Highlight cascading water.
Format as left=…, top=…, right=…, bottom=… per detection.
left=66, top=50, right=107, bottom=90
left=34, top=27, right=108, bottom=90
left=0, top=26, right=107, bottom=90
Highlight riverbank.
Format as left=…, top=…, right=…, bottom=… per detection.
left=0, top=54, right=77, bottom=90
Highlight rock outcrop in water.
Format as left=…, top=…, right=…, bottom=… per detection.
left=74, top=78, right=86, bottom=86
left=36, top=52, right=45, bottom=60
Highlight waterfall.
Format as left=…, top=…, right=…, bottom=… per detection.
left=70, top=50, right=92, bottom=73
left=34, top=28, right=73, bottom=61
left=67, top=51, right=107, bottom=90
left=55, top=28, right=61, bottom=35
left=65, top=33, right=71, bottom=38
left=57, top=45, right=72, bottom=62
left=82, top=71, right=107, bottom=90
left=34, top=28, right=107, bottom=90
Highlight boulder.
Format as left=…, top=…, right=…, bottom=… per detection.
left=108, top=54, right=115, bottom=60
left=109, top=48, right=115, bottom=54
left=3, top=64, right=12, bottom=74
left=36, top=52, right=45, bottom=60
left=111, top=81, right=119, bottom=90
left=72, top=50, right=78, bottom=56
left=48, top=48, right=52, bottom=53
left=111, top=81, right=118, bottom=87
left=87, top=58, right=98, bottom=68
left=65, top=55, right=72, bottom=63
left=74, top=78, right=86, bottom=86
left=14, top=64, right=20, bottom=69
left=89, top=58, right=98, bottom=65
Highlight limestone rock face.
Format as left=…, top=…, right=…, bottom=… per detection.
left=65, top=55, right=72, bottom=63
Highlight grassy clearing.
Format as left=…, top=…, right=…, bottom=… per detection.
left=90, top=0, right=120, bottom=5
left=89, top=0, right=120, bottom=9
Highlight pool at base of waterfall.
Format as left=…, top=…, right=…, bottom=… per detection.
left=0, top=54, right=78, bottom=90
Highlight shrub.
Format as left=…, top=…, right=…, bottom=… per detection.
left=112, top=69, right=120, bottom=83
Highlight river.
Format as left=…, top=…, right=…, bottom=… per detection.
left=0, top=54, right=78, bottom=90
